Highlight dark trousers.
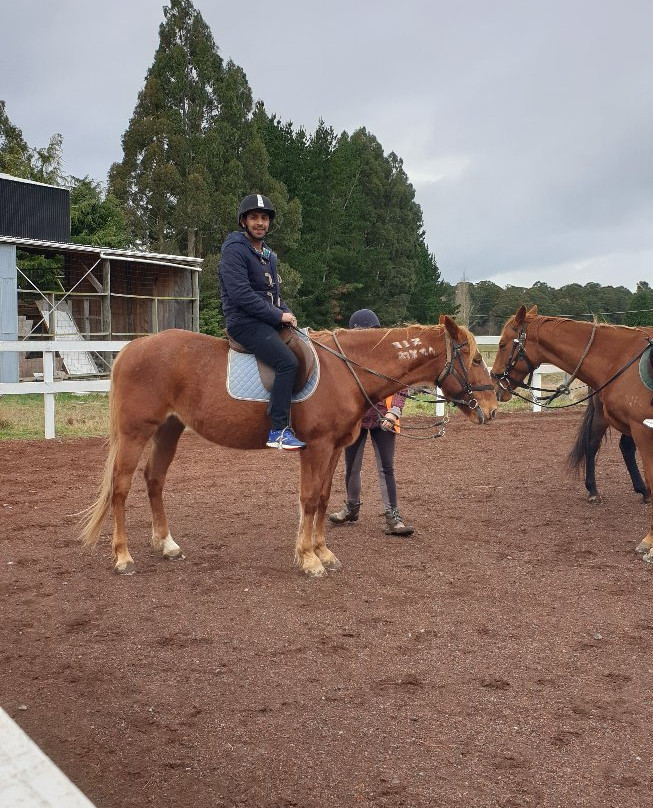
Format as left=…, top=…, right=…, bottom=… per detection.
left=228, top=320, right=299, bottom=430
left=344, top=427, right=398, bottom=510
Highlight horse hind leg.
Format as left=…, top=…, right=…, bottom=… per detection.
left=112, top=431, right=154, bottom=574
left=144, top=415, right=186, bottom=562
left=619, top=434, right=650, bottom=503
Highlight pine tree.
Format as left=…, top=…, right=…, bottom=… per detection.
left=408, top=242, right=448, bottom=323
left=0, top=100, right=63, bottom=184
left=109, top=0, right=297, bottom=260
left=69, top=177, right=131, bottom=248
left=625, top=282, right=653, bottom=326
left=256, top=111, right=432, bottom=328
left=109, top=0, right=225, bottom=254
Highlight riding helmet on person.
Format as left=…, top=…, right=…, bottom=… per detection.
left=348, top=309, right=381, bottom=329
left=238, top=194, right=276, bottom=235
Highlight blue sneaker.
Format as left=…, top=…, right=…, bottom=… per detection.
left=266, top=427, right=306, bottom=450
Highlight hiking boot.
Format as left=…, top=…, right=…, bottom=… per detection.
left=384, top=507, right=414, bottom=536
left=266, top=427, right=306, bottom=450
left=328, top=501, right=361, bottom=524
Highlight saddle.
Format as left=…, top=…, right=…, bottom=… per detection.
left=639, top=345, right=653, bottom=392
left=227, top=325, right=316, bottom=393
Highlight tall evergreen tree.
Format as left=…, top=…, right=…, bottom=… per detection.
left=109, top=0, right=299, bottom=260
left=624, top=281, right=653, bottom=326
left=257, top=116, right=428, bottom=327
left=0, top=100, right=63, bottom=184
left=69, top=177, right=131, bottom=248
left=408, top=242, right=449, bottom=323
left=109, top=0, right=225, bottom=254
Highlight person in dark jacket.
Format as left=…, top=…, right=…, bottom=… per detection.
left=329, top=308, right=414, bottom=535
left=219, top=194, right=306, bottom=450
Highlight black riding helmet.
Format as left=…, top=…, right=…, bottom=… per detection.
left=238, top=193, right=276, bottom=226
left=349, top=308, right=381, bottom=328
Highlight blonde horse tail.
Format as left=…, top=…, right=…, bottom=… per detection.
left=78, top=370, right=120, bottom=547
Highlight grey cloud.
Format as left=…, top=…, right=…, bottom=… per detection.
left=0, top=0, right=650, bottom=290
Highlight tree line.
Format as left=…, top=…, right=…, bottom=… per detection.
left=1, top=0, right=651, bottom=332
left=454, top=279, right=653, bottom=332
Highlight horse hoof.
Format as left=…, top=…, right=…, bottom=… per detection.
left=324, top=557, right=342, bottom=571
left=114, top=562, right=136, bottom=575
left=587, top=495, right=602, bottom=504
left=643, top=552, right=653, bottom=564
left=164, top=550, right=185, bottom=561
left=304, top=564, right=328, bottom=578
left=635, top=542, right=652, bottom=556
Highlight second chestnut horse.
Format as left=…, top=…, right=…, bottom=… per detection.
left=492, top=305, right=653, bottom=561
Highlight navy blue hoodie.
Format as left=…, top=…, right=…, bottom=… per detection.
left=219, top=231, right=291, bottom=330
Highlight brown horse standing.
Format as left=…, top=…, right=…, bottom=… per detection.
left=491, top=305, right=653, bottom=560
left=80, top=317, right=497, bottom=576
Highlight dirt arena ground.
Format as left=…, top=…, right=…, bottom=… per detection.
left=1, top=409, right=652, bottom=808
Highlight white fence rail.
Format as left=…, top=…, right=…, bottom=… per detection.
left=476, top=336, right=563, bottom=413
left=0, top=708, right=97, bottom=807
left=0, top=340, right=128, bottom=438
left=0, top=337, right=567, bottom=439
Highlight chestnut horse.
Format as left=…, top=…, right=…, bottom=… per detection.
left=80, top=317, right=497, bottom=577
left=491, top=305, right=653, bottom=560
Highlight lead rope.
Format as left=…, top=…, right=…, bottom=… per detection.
left=308, top=329, right=448, bottom=440
left=503, top=329, right=653, bottom=409
left=535, top=320, right=597, bottom=405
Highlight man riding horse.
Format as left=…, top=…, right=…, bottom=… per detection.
left=219, top=194, right=307, bottom=451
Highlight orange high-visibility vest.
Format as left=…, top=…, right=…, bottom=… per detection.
left=385, top=396, right=400, bottom=433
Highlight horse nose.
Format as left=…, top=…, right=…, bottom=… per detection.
left=490, top=407, right=497, bottom=420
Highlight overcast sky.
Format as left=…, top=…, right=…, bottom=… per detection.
left=1, top=0, right=651, bottom=291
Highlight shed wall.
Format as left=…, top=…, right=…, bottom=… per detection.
left=0, top=243, right=18, bottom=382
left=0, top=178, right=70, bottom=242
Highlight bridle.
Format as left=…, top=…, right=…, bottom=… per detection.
left=491, top=318, right=653, bottom=408
left=435, top=329, right=495, bottom=415
left=490, top=319, right=545, bottom=401
left=306, top=326, right=494, bottom=431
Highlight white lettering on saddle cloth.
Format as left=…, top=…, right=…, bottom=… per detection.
left=392, top=338, right=434, bottom=360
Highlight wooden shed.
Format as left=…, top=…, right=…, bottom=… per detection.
left=0, top=174, right=202, bottom=381
left=0, top=235, right=202, bottom=380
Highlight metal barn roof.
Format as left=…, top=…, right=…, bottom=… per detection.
left=0, top=234, right=203, bottom=270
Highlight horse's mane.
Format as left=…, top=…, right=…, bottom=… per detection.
left=524, top=313, right=642, bottom=338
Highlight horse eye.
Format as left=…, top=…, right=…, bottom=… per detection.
left=472, top=355, right=482, bottom=366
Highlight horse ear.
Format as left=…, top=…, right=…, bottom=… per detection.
left=526, top=305, right=538, bottom=316
left=442, top=315, right=462, bottom=341
left=514, top=305, right=527, bottom=326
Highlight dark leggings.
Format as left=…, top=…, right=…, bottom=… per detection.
left=344, top=427, right=397, bottom=510
left=228, top=320, right=298, bottom=430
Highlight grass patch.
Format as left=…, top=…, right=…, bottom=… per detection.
left=0, top=394, right=110, bottom=439
left=1, top=375, right=586, bottom=439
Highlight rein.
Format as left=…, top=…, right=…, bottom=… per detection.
left=304, top=326, right=488, bottom=438
left=492, top=319, right=653, bottom=409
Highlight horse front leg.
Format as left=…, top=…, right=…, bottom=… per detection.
left=312, top=447, right=343, bottom=572
left=630, top=430, right=653, bottom=559
left=144, top=416, right=186, bottom=562
left=296, top=442, right=340, bottom=577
